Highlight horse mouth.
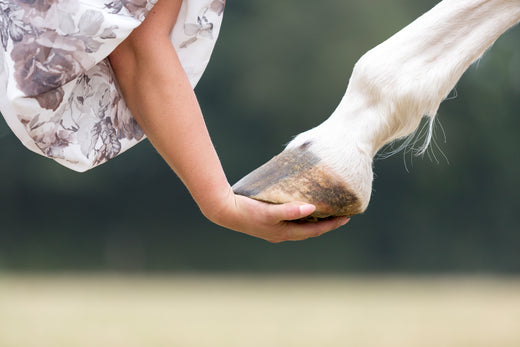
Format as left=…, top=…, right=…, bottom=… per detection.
left=232, top=145, right=364, bottom=221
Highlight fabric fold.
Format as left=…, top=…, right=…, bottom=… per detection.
left=0, top=0, right=225, bottom=172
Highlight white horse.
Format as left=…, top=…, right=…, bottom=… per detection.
left=233, top=0, right=520, bottom=220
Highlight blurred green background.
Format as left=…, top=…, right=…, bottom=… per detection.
left=1, top=0, right=519, bottom=273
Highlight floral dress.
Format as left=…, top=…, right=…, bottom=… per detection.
left=0, top=0, right=225, bottom=172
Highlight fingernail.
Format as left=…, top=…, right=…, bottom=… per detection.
left=299, top=204, right=316, bottom=215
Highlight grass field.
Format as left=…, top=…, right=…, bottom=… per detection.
left=0, top=274, right=519, bottom=347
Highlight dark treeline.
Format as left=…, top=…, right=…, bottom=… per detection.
left=1, top=0, right=519, bottom=272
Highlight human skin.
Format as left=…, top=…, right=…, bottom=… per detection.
left=108, top=0, right=349, bottom=242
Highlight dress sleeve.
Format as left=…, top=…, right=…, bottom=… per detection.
left=0, top=0, right=225, bottom=172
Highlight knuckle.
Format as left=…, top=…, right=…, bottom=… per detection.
left=315, top=224, right=333, bottom=236
left=277, top=233, right=291, bottom=243
left=279, top=236, right=290, bottom=243
left=282, top=206, right=299, bottom=221
left=267, top=236, right=284, bottom=244
left=312, top=229, right=324, bottom=237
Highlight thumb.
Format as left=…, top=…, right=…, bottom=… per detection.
left=269, top=202, right=316, bottom=221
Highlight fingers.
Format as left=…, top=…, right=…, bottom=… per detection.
left=286, top=216, right=350, bottom=241
left=266, top=216, right=350, bottom=243
left=231, top=196, right=350, bottom=243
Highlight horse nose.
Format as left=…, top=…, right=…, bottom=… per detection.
left=232, top=144, right=364, bottom=221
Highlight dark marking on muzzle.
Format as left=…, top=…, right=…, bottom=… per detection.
left=233, top=144, right=363, bottom=220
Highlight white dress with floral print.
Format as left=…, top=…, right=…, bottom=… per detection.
left=0, top=0, right=225, bottom=172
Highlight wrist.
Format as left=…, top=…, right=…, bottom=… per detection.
left=196, top=183, right=237, bottom=226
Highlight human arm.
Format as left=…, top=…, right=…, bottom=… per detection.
left=108, top=0, right=349, bottom=242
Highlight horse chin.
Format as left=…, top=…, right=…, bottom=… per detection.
left=232, top=142, right=371, bottom=221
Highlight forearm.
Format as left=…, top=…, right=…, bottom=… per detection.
left=131, top=48, right=230, bottom=216
left=109, top=5, right=231, bottom=220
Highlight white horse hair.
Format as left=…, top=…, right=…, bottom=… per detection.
left=233, top=0, right=520, bottom=218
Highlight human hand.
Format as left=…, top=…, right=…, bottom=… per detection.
left=206, top=189, right=350, bottom=243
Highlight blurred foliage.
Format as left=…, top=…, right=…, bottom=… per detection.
left=1, top=0, right=519, bottom=272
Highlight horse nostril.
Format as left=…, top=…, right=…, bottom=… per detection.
left=232, top=145, right=364, bottom=220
